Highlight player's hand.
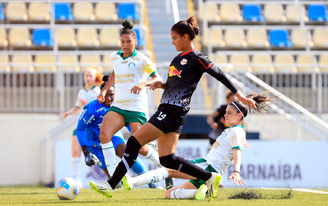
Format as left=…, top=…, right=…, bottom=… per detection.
left=97, top=92, right=106, bottom=103
left=210, top=122, right=218, bottom=129
left=63, top=112, right=69, bottom=119
left=240, top=97, right=256, bottom=109
left=78, top=97, right=88, bottom=106
left=228, top=172, right=245, bottom=186
left=149, top=81, right=163, bottom=91
left=131, top=82, right=146, bottom=94
left=85, top=153, right=99, bottom=167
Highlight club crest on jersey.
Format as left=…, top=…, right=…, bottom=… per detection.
left=168, top=66, right=182, bottom=78
left=180, top=59, right=188, bottom=65
left=128, top=62, right=136, bottom=70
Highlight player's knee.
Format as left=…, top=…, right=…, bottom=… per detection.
left=99, top=129, right=112, bottom=143
left=159, top=154, right=177, bottom=169
left=138, top=145, right=148, bottom=156
left=124, top=136, right=142, bottom=167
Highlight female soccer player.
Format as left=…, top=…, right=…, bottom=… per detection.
left=96, top=19, right=163, bottom=176
left=76, top=75, right=161, bottom=188
left=90, top=16, right=256, bottom=201
left=63, top=66, right=102, bottom=189
left=121, top=92, right=274, bottom=200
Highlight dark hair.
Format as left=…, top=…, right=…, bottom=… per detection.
left=229, top=92, right=276, bottom=120
left=171, top=16, right=199, bottom=40
left=120, top=19, right=136, bottom=38
left=100, top=75, right=109, bottom=91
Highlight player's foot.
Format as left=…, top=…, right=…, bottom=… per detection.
left=77, top=181, right=83, bottom=190
left=195, top=184, right=208, bottom=200
left=205, top=173, right=221, bottom=202
left=148, top=183, right=163, bottom=189
left=165, top=178, right=174, bottom=190
left=122, top=174, right=134, bottom=191
left=89, top=181, right=114, bottom=199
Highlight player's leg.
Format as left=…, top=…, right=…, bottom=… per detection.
left=71, top=132, right=82, bottom=189
left=165, top=181, right=201, bottom=199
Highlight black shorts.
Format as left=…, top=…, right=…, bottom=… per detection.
left=148, top=104, right=187, bottom=134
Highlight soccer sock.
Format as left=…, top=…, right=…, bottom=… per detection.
left=131, top=167, right=169, bottom=187
left=71, top=157, right=80, bottom=181
left=160, top=154, right=212, bottom=182
left=101, top=141, right=117, bottom=176
left=108, top=136, right=141, bottom=189
left=131, top=157, right=148, bottom=175
left=170, top=188, right=198, bottom=199
left=144, top=146, right=162, bottom=168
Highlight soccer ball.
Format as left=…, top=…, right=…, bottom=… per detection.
left=55, top=178, right=79, bottom=200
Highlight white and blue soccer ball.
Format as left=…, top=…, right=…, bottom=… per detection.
left=55, top=178, right=79, bottom=200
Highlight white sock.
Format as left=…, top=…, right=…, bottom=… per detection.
left=101, top=142, right=117, bottom=176
left=145, top=146, right=162, bottom=168
left=71, top=157, right=80, bottom=181
left=132, top=167, right=169, bottom=187
left=170, top=188, right=198, bottom=199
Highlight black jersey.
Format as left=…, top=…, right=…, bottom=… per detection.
left=160, top=49, right=238, bottom=112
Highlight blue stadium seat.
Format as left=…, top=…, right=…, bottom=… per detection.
left=243, top=4, right=264, bottom=22
left=269, top=29, right=292, bottom=47
left=308, top=4, right=328, bottom=22
left=33, top=29, right=53, bottom=46
left=118, top=3, right=139, bottom=20
left=54, top=3, right=73, bottom=20
left=134, top=29, right=144, bottom=46
left=0, top=4, right=4, bottom=20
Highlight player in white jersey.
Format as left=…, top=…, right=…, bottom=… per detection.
left=95, top=20, right=164, bottom=181
left=121, top=92, right=275, bottom=201
left=63, top=66, right=103, bottom=189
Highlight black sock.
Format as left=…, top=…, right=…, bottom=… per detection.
left=107, top=136, right=141, bottom=189
left=160, top=154, right=212, bottom=182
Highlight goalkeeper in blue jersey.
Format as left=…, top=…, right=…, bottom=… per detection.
left=76, top=75, right=161, bottom=188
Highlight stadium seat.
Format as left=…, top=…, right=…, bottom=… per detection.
left=318, top=54, right=328, bottom=71
left=34, top=55, right=56, bottom=72
left=269, top=29, right=292, bottom=47
left=274, top=54, right=297, bottom=72
left=252, top=54, right=274, bottom=72
left=118, top=3, right=139, bottom=20
left=220, top=3, right=243, bottom=22
left=197, top=3, right=220, bottom=22
left=0, top=54, right=10, bottom=72
left=225, top=28, right=247, bottom=48
left=134, top=29, right=144, bottom=46
left=57, top=28, right=77, bottom=47
left=102, top=54, right=114, bottom=72
left=0, top=4, right=4, bottom=20
left=95, top=2, right=118, bottom=21
left=59, top=54, right=80, bottom=72
left=213, top=54, right=229, bottom=72
left=308, top=4, right=328, bottom=22
left=99, top=28, right=120, bottom=47
left=33, top=29, right=53, bottom=47
left=54, top=3, right=73, bottom=21
left=291, top=29, right=313, bottom=48
left=296, top=54, right=316, bottom=72
left=8, top=28, right=32, bottom=47
left=28, top=2, right=51, bottom=21
left=73, top=2, right=95, bottom=22
left=243, top=4, right=264, bottom=22
left=313, top=28, right=328, bottom=48
left=0, top=28, right=8, bottom=47
left=6, top=2, right=28, bottom=21
left=77, top=28, right=100, bottom=47
left=264, top=4, right=286, bottom=22
left=80, top=54, right=103, bottom=71
left=202, top=28, right=225, bottom=48
left=229, top=54, right=252, bottom=71
left=11, top=54, right=34, bottom=72
left=286, top=4, right=308, bottom=23
left=247, top=28, right=270, bottom=48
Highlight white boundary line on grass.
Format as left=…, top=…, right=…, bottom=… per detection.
left=259, top=188, right=328, bottom=194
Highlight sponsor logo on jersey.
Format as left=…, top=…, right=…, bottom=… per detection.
left=128, top=62, right=136, bottom=70
left=168, top=66, right=182, bottom=78
left=180, top=58, right=188, bottom=65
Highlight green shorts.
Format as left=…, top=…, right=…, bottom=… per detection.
left=72, top=129, right=77, bottom=136
left=108, top=106, right=147, bottom=125
left=189, top=158, right=218, bottom=189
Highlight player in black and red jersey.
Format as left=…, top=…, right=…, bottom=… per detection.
left=90, top=16, right=256, bottom=201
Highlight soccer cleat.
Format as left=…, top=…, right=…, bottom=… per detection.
left=89, top=181, right=114, bottom=199
left=205, top=173, right=222, bottom=202
left=165, top=178, right=174, bottom=190
left=122, top=174, right=134, bottom=191
left=195, top=184, right=208, bottom=200
left=148, top=183, right=164, bottom=189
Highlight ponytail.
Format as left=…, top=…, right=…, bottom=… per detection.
left=171, top=16, right=199, bottom=40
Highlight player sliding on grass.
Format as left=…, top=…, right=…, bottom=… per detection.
left=76, top=75, right=162, bottom=189
left=122, top=92, right=275, bottom=200
left=90, top=16, right=257, bottom=201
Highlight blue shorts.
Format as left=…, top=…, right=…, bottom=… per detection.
left=88, top=134, right=126, bottom=170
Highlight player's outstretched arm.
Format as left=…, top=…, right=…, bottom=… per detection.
left=131, top=73, right=162, bottom=94
left=228, top=148, right=245, bottom=186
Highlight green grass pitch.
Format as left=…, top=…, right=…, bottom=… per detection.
left=1, top=186, right=328, bottom=206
